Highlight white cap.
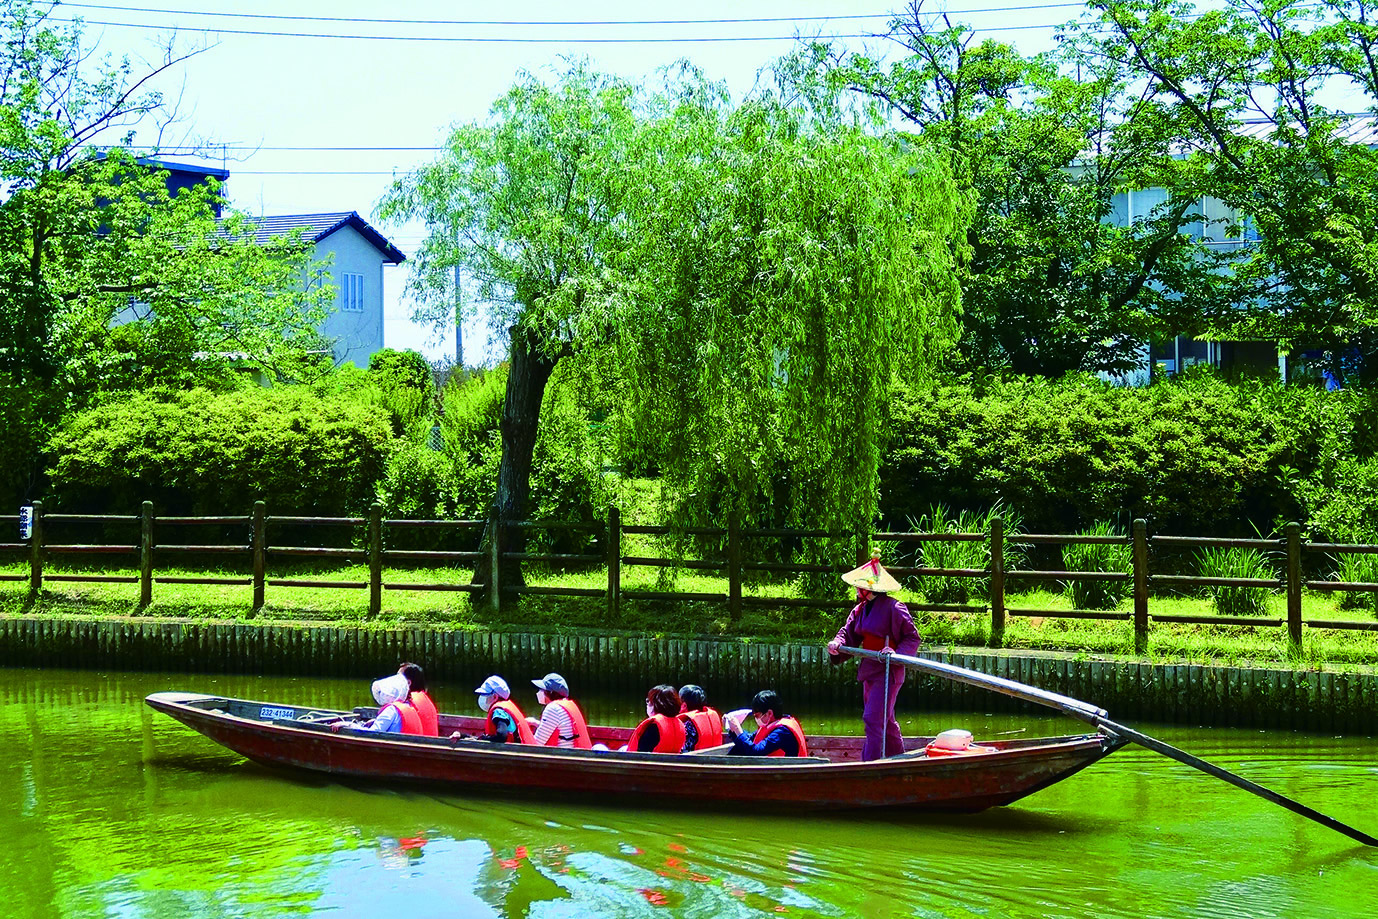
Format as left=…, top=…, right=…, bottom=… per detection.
left=474, top=675, right=510, bottom=699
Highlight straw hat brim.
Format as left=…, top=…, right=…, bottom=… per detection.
left=841, top=562, right=901, bottom=593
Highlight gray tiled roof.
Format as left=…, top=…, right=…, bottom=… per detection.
left=218, top=211, right=406, bottom=263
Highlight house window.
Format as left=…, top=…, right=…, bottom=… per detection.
left=341, top=273, right=365, bottom=312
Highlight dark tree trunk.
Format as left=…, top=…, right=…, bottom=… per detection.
left=475, top=324, right=558, bottom=599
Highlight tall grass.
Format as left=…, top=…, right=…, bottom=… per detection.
left=1196, top=546, right=1274, bottom=617
left=1061, top=521, right=1130, bottom=610
left=1333, top=552, right=1378, bottom=615
left=912, top=504, right=1021, bottom=605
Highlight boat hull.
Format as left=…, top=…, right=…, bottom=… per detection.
left=146, top=691, right=1124, bottom=812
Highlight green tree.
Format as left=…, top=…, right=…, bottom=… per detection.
left=794, top=1, right=1222, bottom=376
left=382, top=64, right=964, bottom=587
left=0, top=1, right=331, bottom=392
left=1089, top=0, right=1378, bottom=381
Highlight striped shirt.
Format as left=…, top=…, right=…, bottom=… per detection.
left=533, top=701, right=576, bottom=747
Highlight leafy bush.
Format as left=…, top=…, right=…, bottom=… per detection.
left=1061, top=521, right=1130, bottom=610
left=882, top=374, right=1366, bottom=537
left=1196, top=546, right=1275, bottom=617
left=47, top=387, right=395, bottom=515
left=367, top=349, right=436, bottom=437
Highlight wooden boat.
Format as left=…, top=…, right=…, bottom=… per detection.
left=145, top=691, right=1127, bottom=812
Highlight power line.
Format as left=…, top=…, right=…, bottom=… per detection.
left=57, top=2, right=1086, bottom=27
left=51, top=16, right=1081, bottom=40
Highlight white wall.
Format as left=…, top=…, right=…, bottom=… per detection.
left=316, top=224, right=388, bottom=368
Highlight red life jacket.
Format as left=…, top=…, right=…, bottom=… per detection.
left=543, top=698, right=592, bottom=749
left=381, top=701, right=423, bottom=735
left=753, top=715, right=808, bottom=757
left=678, top=708, right=724, bottom=749
left=410, top=691, right=439, bottom=737
left=486, top=699, right=537, bottom=744
left=629, top=713, right=687, bottom=753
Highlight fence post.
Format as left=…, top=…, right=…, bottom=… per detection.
left=728, top=511, right=742, bottom=621
left=1286, top=522, right=1303, bottom=649
left=1132, top=518, right=1149, bottom=654
left=252, top=501, right=266, bottom=615
left=489, top=507, right=503, bottom=615
left=368, top=503, right=382, bottom=619
left=989, top=516, right=1005, bottom=648
left=28, top=499, right=43, bottom=597
left=139, top=501, right=154, bottom=609
left=607, top=504, right=621, bottom=622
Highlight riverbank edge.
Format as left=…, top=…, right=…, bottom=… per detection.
left=1, top=614, right=1373, bottom=733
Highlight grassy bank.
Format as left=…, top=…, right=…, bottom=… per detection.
left=3, top=557, right=1377, bottom=671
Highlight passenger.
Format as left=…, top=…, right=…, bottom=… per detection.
left=827, top=554, right=920, bottom=761
left=333, top=673, right=422, bottom=735
left=626, top=685, right=687, bottom=753
left=531, top=672, right=592, bottom=749
left=455, top=675, right=536, bottom=744
left=723, top=690, right=808, bottom=757
left=398, top=662, right=439, bottom=736
left=676, top=684, right=723, bottom=752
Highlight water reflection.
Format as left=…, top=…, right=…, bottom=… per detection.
left=1, top=667, right=1374, bottom=918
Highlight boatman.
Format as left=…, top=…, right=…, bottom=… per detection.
left=827, top=554, right=921, bottom=760
left=723, top=690, right=808, bottom=757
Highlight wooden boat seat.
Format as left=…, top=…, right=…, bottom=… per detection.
left=686, top=743, right=734, bottom=755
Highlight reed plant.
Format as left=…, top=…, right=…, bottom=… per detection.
left=1333, top=552, right=1378, bottom=615
left=1196, top=546, right=1274, bottom=617
left=912, top=504, right=1021, bottom=605
left=1061, top=521, right=1130, bottom=610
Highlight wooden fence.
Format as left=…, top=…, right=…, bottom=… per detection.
left=4, top=503, right=1378, bottom=651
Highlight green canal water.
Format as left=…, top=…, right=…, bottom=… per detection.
left=2, top=667, right=1374, bottom=919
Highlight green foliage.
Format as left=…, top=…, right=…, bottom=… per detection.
left=368, top=348, right=435, bottom=397
left=0, top=376, right=58, bottom=507
left=883, top=374, right=1335, bottom=535
left=1333, top=553, right=1378, bottom=616
left=1061, top=521, right=1131, bottom=610
left=912, top=504, right=1013, bottom=605
left=46, top=388, right=394, bottom=515
left=0, top=6, right=331, bottom=393
left=1197, top=547, right=1274, bottom=617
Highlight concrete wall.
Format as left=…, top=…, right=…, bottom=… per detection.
left=1, top=617, right=1372, bottom=733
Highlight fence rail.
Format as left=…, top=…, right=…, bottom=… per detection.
left=4, top=502, right=1378, bottom=650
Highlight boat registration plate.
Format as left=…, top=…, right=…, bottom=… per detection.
left=259, top=706, right=296, bottom=721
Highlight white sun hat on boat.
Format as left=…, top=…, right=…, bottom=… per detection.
left=475, top=675, right=511, bottom=699
left=841, top=554, right=901, bottom=593
left=371, top=673, right=410, bottom=706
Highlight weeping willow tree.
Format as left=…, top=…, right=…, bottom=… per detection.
left=613, top=83, right=965, bottom=572
left=382, top=63, right=964, bottom=589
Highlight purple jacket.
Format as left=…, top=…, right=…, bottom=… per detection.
left=830, top=594, right=920, bottom=682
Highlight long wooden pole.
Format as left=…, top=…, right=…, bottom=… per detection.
left=840, top=645, right=1378, bottom=847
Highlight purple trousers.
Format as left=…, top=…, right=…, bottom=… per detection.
left=861, top=668, right=905, bottom=761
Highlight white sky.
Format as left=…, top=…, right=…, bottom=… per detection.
left=58, top=1, right=1075, bottom=364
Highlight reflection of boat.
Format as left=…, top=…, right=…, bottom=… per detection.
left=146, top=691, right=1126, bottom=812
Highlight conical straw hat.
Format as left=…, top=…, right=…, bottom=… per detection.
left=841, top=555, right=901, bottom=593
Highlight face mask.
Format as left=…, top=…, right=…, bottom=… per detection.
left=537, top=690, right=548, bottom=705
left=477, top=694, right=494, bottom=713
left=646, top=702, right=656, bottom=718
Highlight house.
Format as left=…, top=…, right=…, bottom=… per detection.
left=116, top=157, right=407, bottom=369
left=233, top=211, right=406, bottom=368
